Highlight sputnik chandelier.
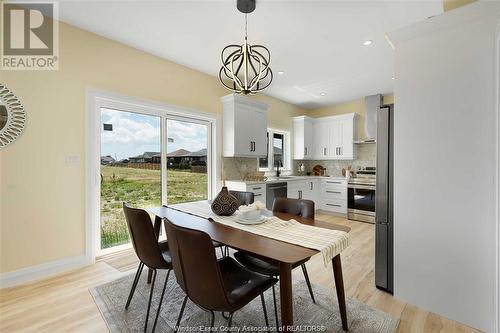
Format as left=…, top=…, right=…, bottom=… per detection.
left=219, top=0, right=273, bottom=95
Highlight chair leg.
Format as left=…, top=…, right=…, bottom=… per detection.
left=175, top=296, right=188, bottom=333
left=209, top=310, right=215, bottom=329
left=227, top=312, right=234, bottom=327
left=144, top=269, right=157, bottom=333
left=125, top=262, right=144, bottom=309
left=260, top=293, right=270, bottom=332
left=225, top=246, right=229, bottom=257
left=152, top=269, right=171, bottom=332
left=301, top=263, right=316, bottom=303
left=271, top=284, right=279, bottom=330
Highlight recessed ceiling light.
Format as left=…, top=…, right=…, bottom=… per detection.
left=391, top=77, right=395, bottom=80
left=320, top=92, right=326, bottom=96
left=363, top=40, right=373, bottom=46
left=278, top=71, right=285, bottom=75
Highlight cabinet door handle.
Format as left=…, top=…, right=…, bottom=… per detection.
left=252, top=187, right=262, bottom=190
left=304, top=147, right=307, bottom=156
left=339, top=147, right=342, bottom=155
left=254, top=193, right=262, bottom=197
left=249, top=141, right=253, bottom=152
left=298, top=190, right=302, bottom=199
left=310, top=182, right=313, bottom=190
left=326, top=190, right=341, bottom=194
left=326, top=181, right=341, bottom=184
left=326, top=203, right=341, bottom=207
left=323, top=148, right=327, bottom=155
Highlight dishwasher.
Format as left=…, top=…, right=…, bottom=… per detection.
left=266, top=182, right=288, bottom=210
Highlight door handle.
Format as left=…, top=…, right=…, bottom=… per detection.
left=298, top=190, right=302, bottom=199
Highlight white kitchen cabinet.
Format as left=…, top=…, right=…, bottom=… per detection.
left=221, top=94, right=268, bottom=157
left=312, top=120, right=330, bottom=159
left=294, top=113, right=357, bottom=160
left=287, top=179, right=318, bottom=204
left=318, top=178, right=348, bottom=214
left=225, top=181, right=267, bottom=204
left=293, top=116, right=313, bottom=160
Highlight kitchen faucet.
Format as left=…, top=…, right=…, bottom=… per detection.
left=276, top=159, right=283, bottom=177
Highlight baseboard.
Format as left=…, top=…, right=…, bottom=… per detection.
left=0, top=255, right=87, bottom=289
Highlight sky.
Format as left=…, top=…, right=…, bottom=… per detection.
left=100, top=108, right=207, bottom=160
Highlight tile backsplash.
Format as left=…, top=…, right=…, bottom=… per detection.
left=295, top=143, right=376, bottom=177
left=222, top=144, right=376, bottom=181
left=222, top=157, right=259, bottom=182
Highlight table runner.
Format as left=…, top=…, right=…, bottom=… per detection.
left=169, top=201, right=350, bottom=266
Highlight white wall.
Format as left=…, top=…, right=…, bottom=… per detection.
left=388, top=2, right=500, bottom=331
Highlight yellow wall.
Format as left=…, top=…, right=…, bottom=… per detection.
left=307, top=94, right=394, bottom=140
left=443, top=0, right=475, bottom=12
left=0, top=22, right=303, bottom=273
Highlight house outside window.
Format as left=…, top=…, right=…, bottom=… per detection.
left=259, top=129, right=291, bottom=173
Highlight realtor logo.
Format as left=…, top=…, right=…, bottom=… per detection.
left=1, top=1, right=59, bottom=70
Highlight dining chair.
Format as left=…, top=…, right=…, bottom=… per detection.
left=233, top=197, right=316, bottom=328
left=164, top=217, right=278, bottom=332
left=123, top=203, right=173, bottom=333
left=229, top=190, right=255, bottom=206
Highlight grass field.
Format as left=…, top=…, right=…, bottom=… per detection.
left=100, top=166, right=207, bottom=249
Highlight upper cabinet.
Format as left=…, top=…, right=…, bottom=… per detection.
left=293, top=113, right=357, bottom=160
left=293, top=116, right=314, bottom=160
left=221, top=94, right=268, bottom=157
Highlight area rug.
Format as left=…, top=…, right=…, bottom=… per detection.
left=90, top=269, right=398, bottom=332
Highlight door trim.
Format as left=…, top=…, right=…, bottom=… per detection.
left=85, top=88, right=221, bottom=263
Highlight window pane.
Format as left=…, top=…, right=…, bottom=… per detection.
left=166, top=119, right=208, bottom=204
left=273, top=133, right=284, bottom=167
left=100, top=108, right=161, bottom=250
left=259, top=132, right=269, bottom=168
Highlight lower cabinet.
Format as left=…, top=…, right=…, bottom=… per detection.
left=225, top=181, right=266, bottom=205
left=226, top=177, right=347, bottom=215
left=318, top=178, right=348, bottom=214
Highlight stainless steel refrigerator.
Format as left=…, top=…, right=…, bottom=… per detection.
left=375, top=104, right=394, bottom=293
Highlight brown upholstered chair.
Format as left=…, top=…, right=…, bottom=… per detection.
left=233, top=198, right=316, bottom=328
left=123, top=203, right=173, bottom=333
left=164, top=217, right=277, bottom=331
left=229, top=190, right=255, bottom=206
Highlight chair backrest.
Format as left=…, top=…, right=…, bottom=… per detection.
left=229, top=190, right=255, bottom=206
left=272, top=197, right=315, bottom=219
left=164, top=218, right=230, bottom=311
left=122, top=203, right=166, bottom=269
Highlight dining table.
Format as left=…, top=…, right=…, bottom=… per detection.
left=148, top=202, right=351, bottom=332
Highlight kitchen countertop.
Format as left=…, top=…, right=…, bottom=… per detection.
left=225, top=175, right=348, bottom=185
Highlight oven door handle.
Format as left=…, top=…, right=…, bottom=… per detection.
left=348, top=184, right=376, bottom=190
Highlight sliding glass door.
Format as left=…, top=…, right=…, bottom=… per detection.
left=100, top=108, right=162, bottom=250
left=98, top=107, right=213, bottom=253
left=166, top=118, right=209, bottom=204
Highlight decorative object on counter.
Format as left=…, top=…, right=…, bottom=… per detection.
left=312, top=164, right=324, bottom=176
left=244, top=171, right=266, bottom=181
left=211, top=187, right=239, bottom=216
left=342, top=165, right=353, bottom=179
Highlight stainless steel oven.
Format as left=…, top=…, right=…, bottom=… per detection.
left=348, top=177, right=376, bottom=223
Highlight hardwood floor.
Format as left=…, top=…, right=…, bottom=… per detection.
left=0, top=213, right=480, bottom=332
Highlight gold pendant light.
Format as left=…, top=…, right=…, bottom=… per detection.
left=219, top=0, right=273, bottom=95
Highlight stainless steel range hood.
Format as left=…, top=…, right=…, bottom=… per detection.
left=354, top=94, right=382, bottom=144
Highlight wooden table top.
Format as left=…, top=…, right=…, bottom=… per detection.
left=149, top=205, right=351, bottom=264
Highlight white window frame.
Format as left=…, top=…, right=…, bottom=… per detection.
left=85, top=88, right=221, bottom=262
left=259, top=128, right=291, bottom=173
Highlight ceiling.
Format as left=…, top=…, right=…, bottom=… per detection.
left=57, top=0, right=443, bottom=109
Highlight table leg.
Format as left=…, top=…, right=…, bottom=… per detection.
left=148, top=216, right=162, bottom=284
left=332, top=254, right=348, bottom=331
left=279, top=262, right=293, bottom=332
